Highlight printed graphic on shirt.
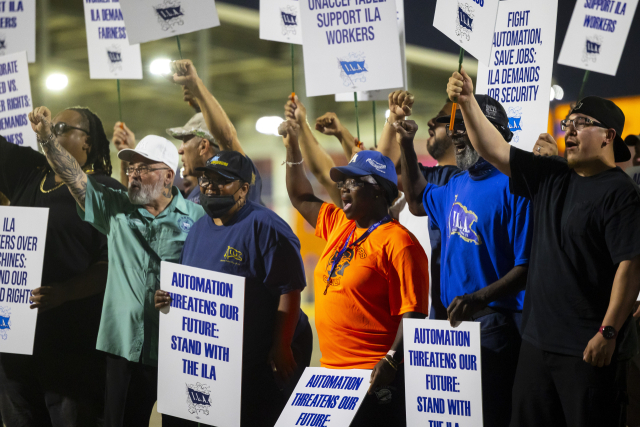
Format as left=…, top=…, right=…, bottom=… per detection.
left=448, top=198, right=482, bottom=245
left=178, top=216, right=194, bottom=233
left=222, top=246, right=243, bottom=265
left=323, top=245, right=367, bottom=288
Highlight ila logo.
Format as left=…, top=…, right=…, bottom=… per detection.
left=582, top=35, right=602, bottom=64
left=456, top=3, right=474, bottom=41
left=280, top=5, right=298, bottom=36
left=507, top=107, right=523, bottom=143
left=338, top=53, right=368, bottom=89
left=0, top=33, right=6, bottom=55
left=178, top=216, right=194, bottom=233
left=106, top=45, right=123, bottom=73
left=154, top=0, right=185, bottom=31
left=223, top=246, right=243, bottom=262
left=448, top=199, right=482, bottom=245
left=0, top=307, right=11, bottom=340
left=186, top=382, right=211, bottom=418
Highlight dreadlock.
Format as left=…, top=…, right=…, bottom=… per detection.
left=67, top=107, right=113, bottom=177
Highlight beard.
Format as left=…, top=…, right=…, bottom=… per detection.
left=128, top=178, right=165, bottom=205
left=455, top=136, right=480, bottom=171
left=427, top=133, right=452, bottom=160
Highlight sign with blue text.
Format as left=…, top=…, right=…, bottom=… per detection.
left=433, top=0, right=500, bottom=66
left=119, top=0, right=220, bottom=45
left=0, top=0, right=35, bottom=63
left=0, top=51, right=35, bottom=150
left=83, top=0, right=142, bottom=79
left=274, top=367, right=370, bottom=427
left=475, top=0, right=557, bottom=152
left=404, top=319, right=483, bottom=427
left=0, top=206, right=48, bottom=355
left=300, top=0, right=403, bottom=97
left=260, top=0, right=303, bottom=45
left=557, top=0, right=638, bottom=76
left=157, top=261, right=246, bottom=426
left=335, top=0, right=406, bottom=102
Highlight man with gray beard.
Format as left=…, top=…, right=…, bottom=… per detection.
left=393, top=94, right=533, bottom=427
left=28, top=105, right=204, bottom=427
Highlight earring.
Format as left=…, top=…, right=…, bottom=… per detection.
left=601, top=141, right=607, bottom=148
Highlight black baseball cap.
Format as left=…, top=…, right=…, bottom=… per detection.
left=436, top=94, right=513, bottom=142
left=196, top=151, right=253, bottom=183
left=570, top=96, right=629, bottom=163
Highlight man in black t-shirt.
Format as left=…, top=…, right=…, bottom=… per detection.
left=447, top=69, right=640, bottom=426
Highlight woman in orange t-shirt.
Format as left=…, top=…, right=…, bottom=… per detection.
left=279, top=119, right=429, bottom=426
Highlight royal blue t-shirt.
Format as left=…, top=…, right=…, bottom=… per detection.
left=422, top=160, right=532, bottom=311
left=180, top=201, right=308, bottom=368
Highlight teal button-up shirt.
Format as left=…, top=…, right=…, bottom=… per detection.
left=79, top=176, right=205, bottom=366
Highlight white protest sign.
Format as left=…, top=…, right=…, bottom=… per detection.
left=0, top=0, right=35, bottom=63
left=158, top=261, right=245, bottom=426
left=433, top=0, right=500, bottom=66
left=0, top=51, right=35, bottom=150
left=260, top=0, right=303, bottom=45
left=404, top=319, right=483, bottom=427
left=274, top=367, right=370, bottom=427
left=119, top=0, right=220, bottom=45
left=300, top=0, right=404, bottom=97
left=558, top=0, right=638, bottom=76
left=0, top=206, right=48, bottom=355
left=83, top=0, right=143, bottom=79
left=335, top=0, right=406, bottom=102
left=475, top=0, right=557, bottom=152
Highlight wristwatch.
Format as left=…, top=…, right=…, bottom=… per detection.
left=599, top=326, right=617, bottom=339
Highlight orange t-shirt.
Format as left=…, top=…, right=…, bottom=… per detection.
left=314, top=203, right=430, bottom=369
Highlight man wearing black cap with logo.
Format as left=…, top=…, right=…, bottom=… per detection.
left=393, top=93, right=533, bottom=427
left=155, top=150, right=312, bottom=427
left=448, top=69, right=640, bottom=426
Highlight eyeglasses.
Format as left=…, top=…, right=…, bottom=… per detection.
left=53, top=122, right=89, bottom=137
left=126, top=166, right=171, bottom=177
left=198, top=175, right=236, bottom=188
left=446, top=122, right=467, bottom=137
left=336, top=179, right=374, bottom=191
left=561, top=117, right=609, bottom=132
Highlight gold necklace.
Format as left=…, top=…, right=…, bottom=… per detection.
left=39, top=168, right=95, bottom=194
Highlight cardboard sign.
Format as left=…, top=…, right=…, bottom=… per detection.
left=260, top=0, right=303, bottom=45
left=475, top=0, right=558, bottom=152
left=0, top=206, right=48, bottom=355
left=157, top=261, right=246, bottom=426
left=274, top=367, right=370, bottom=427
left=119, top=0, right=220, bottom=45
left=335, top=0, right=407, bottom=102
left=0, top=51, right=35, bottom=150
left=558, top=0, right=638, bottom=76
left=433, top=0, right=500, bottom=66
left=0, top=0, right=35, bottom=63
left=83, top=0, right=143, bottom=79
left=404, top=319, right=483, bottom=427
left=300, top=0, right=404, bottom=97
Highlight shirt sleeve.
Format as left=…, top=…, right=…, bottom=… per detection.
left=263, top=237, right=307, bottom=295
left=604, top=185, right=640, bottom=264
left=0, top=135, right=47, bottom=199
left=422, top=182, right=448, bottom=230
left=77, top=175, right=130, bottom=235
left=509, top=146, right=568, bottom=199
left=315, top=202, right=348, bottom=241
left=387, top=235, right=430, bottom=317
left=509, top=194, right=533, bottom=266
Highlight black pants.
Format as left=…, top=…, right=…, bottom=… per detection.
left=163, top=321, right=314, bottom=427
left=510, top=339, right=628, bottom=427
left=350, top=364, right=406, bottom=427
left=0, top=351, right=105, bottom=427
left=104, top=354, right=158, bottom=427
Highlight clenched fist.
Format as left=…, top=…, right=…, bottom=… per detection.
left=112, top=122, right=136, bottom=152
left=447, top=67, right=474, bottom=104
left=28, top=106, right=53, bottom=139
left=388, top=90, right=414, bottom=119
left=315, top=112, right=344, bottom=137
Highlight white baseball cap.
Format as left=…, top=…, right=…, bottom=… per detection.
left=118, top=135, right=179, bottom=172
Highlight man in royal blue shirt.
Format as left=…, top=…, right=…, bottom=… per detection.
left=394, top=95, right=533, bottom=427
left=155, top=151, right=311, bottom=427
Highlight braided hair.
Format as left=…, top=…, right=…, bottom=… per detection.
left=67, top=107, right=113, bottom=176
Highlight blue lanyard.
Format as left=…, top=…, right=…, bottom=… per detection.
left=323, top=215, right=391, bottom=295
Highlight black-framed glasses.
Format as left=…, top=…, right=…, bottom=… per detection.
left=446, top=121, right=467, bottom=137
left=125, top=166, right=170, bottom=177
left=336, top=179, right=374, bottom=191
left=198, top=175, right=236, bottom=188
left=53, top=122, right=90, bottom=137
left=561, top=117, right=608, bottom=132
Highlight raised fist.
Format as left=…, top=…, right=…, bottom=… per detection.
left=447, top=67, right=474, bottom=104
left=533, top=133, right=558, bottom=157
left=168, top=59, right=199, bottom=92
left=393, top=119, right=419, bottom=145
left=388, top=90, right=414, bottom=118
left=315, top=112, right=344, bottom=137
left=112, top=122, right=136, bottom=152
left=284, top=94, right=307, bottom=124
left=28, top=106, right=53, bottom=139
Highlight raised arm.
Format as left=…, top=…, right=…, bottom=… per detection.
left=314, top=111, right=360, bottom=161
left=112, top=121, right=136, bottom=187
left=448, top=68, right=511, bottom=176
left=393, top=120, right=427, bottom=216
left=169, top=59, right=245, bottom=155
left=29, top=107, right=88, bottom=209
left=377, top=90, right=414, bottom=164
left=278, top=120, right=324, bottom=227
left=285, top=95, right=342, bottom=206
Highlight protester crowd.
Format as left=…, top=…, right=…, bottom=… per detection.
left=0, top=58, right=639, bottom=427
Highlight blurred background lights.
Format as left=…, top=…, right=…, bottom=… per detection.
left=150, top=58, right=172, bottom=76
left=256, top=116, right=285, bottom=136
left=46, top=73, right=68, bottom=91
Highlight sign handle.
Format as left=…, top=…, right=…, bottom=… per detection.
left=290, top=44, right=295, bottom=95
left=176, top=35, right=183, bottom=60
left=354, top=92, right=360, bottom=143
left=577, top=70, right=590, bottom=102
left=117, top=79, right=123, bottom=124
left=449, top=48, right=465, bottom=133
left=373, top=102, right=377, bottom=148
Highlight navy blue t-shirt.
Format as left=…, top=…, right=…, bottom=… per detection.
left=422, top=161, right=532, bottom=311
left=180, top=201, right=308, bottom=368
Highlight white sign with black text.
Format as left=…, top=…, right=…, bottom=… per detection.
left=260, top=0, right=303, bottom=45
left=0, top=206, right=48, bottom=355
left=404, top=319, right=483, bottom=427
left=0, top=51, right=35, bottom=149
left=0, top=0, right=35, bottom=63
left=157, top=261, right=245, bottom=426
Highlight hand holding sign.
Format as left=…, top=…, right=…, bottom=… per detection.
left=284, top=94, right=306, bottom=125
left=112, top=122, right=136, bottom=152
left=388, top=90, right=414, bottom=119
left=29, top=286, right=65, bottom=312
left=447, top=68, right=474, bottom=105
left=154, top=289, right=171, bottom=310
left=28, top=106, right=53, bottom=140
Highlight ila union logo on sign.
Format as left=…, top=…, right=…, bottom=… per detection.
left=280, top=6, right=298, bottom=36
left=507, top=107, right=523, bottom=143
left=0, top=306, right=11, bottom=340
left=456, top=3, right=474, bottom=41
left=154, top=0, right=185, bottom=31
left=107, top=45, right=123, bottom=73
left=338, top=53, right=368, bottom=89
left=186, top=382, right=211, bottom=418
left=582, top=36, right=602, bottom=64
left=0, top=34, right=6, bottom=55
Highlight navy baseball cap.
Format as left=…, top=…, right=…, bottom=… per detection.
left=330, top=151, right=397, bottom=185
left=196, top=151, right=253, bottom=183
left=437, top=94, right=514, bottom=142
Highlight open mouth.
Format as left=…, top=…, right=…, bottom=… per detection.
left=565, top=138, right=578, bottom=151
left=453, top=139, right=466, bottom=155
left=341, top=195, right=353, bottom=212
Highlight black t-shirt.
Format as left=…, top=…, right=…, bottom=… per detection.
left=0, top=136, right=125, bottom=355
left=510, top=146, right=640, bottom=358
